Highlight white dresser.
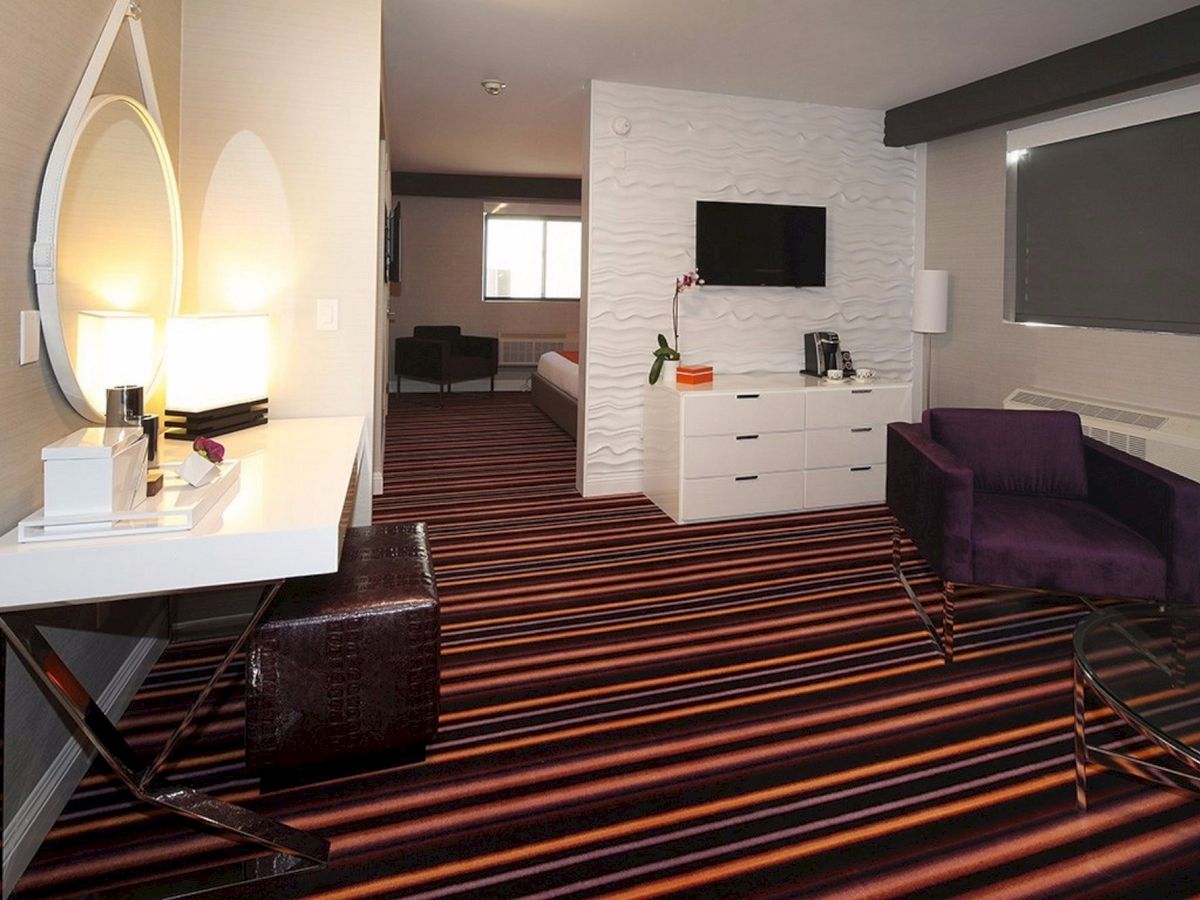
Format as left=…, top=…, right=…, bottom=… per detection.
left=643, top=374, right=912, bottom=524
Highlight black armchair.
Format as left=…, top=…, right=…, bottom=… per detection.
left=395, top=326, right=499, bottom=402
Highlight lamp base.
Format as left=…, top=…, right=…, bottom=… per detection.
left=164, top=399, right=268, bottom=441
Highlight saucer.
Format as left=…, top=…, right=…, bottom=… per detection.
left=850, top=376, right=876, bottom=384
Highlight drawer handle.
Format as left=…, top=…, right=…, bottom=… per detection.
left=735, top=475, right=759, bottom=482
left=735, top=434, right=759, bottom=441
left=736, top=393, right=760, bottom=399
left=851, top=389, right=873, bottom=394
left=850, top=466, right=872, bottom=472
left=850, top=427, right=873, bottom=433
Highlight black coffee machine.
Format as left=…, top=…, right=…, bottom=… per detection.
left=803, top=331, right=841, bottom=376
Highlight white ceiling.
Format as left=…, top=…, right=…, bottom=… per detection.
left=382, top=0, right=1194, bottom=178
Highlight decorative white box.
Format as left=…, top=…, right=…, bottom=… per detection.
left=42, top=427, right=148, bottom=518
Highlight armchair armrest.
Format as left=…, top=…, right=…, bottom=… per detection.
left=1084, top=438, right=1200, bottom=606
left=395, top=337, right=449, bottom=379
left=887, top=422, right=975, bottom=583
left=453, top=334, right=499, bottom=364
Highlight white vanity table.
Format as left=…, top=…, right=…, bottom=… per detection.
left=0, top=417, right=364, bottom=609
left=644, top=374, right=912, bottom=523
left=0, top=416, right=364, bottom=894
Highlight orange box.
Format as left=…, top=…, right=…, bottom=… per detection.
left=676, top=364, right=714, bottom=385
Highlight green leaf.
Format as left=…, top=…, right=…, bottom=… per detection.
left=657, top=333, right=669, bottom=349
left=649, top=356, right=664, bottom=384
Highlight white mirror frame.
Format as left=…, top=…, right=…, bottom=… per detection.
left=30, top=0, right=182, bottom=422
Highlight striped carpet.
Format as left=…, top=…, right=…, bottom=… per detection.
left=19, top=392, right=1200, bottom=898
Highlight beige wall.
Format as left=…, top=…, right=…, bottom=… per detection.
left=179, top=0, right=383, bottom=522
left=0, top=1, right=181, bottom=887
left=925, top=85, right=1200, bottom=416
left=390, top=195, right=581, bottom=388
left=0, top=0, right=182, bottom=532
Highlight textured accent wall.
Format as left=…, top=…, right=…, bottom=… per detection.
left=582, top=81, right=916, bottom=494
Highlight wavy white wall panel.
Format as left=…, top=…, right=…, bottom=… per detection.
left=582, top=81, right=916, bottom=495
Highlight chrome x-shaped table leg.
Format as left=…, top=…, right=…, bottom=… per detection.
left=0, top=582, right=328, bottom=897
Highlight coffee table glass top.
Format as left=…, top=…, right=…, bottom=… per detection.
left=1075, top=606, right=1200, bottom=765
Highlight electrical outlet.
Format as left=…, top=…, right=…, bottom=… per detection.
left=316, top=298, right=338, bottom=331
left=19, top=310, right=40, bottom=365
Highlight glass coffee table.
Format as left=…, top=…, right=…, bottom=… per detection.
left=1073, top=607, right=1200, bottom=810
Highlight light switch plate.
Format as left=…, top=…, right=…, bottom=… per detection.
left=316, top=298, right=338, bottom=331
left=19, top=310, right=40, bottom=365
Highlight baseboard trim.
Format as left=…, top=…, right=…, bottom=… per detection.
left=581, top=473, right=643, bottom=497
left=3, top=610, right=168, bottom=894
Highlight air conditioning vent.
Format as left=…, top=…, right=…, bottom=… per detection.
left=1005, top=387, right=1200, bottom=482
left=497, top=333, right=573, bottom=367
left=1009, top=390, right=1167, bottom=430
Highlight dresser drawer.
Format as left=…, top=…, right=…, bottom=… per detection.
left=804, top=465, right=886, bottom=509
left=682, top=391, right=805, bottom=436
left=806, top=385, right=910, bottom=428
left=805, top=426, right=886, bottom=469
left=683, top=431, right=804, bottom=478
left=680, top=470, right=805, bottom=522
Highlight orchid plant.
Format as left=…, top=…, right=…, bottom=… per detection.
left=648, top=270, right=702, bottom=385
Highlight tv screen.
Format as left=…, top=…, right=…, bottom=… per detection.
left=1008, top=110, right=1200, bottom=334
left=695, top=201, right=826, bottom=287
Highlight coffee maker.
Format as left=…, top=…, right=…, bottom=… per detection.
left=803, top=331, right=841, bottom=377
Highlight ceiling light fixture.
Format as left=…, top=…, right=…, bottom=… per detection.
left=481, top=80, right=506, bottom=96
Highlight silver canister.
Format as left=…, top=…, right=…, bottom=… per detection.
left=105, top=385, right=145, bottom=427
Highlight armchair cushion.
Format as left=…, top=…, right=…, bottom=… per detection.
left=971, top=493, right=1167, bottom=602
left=926, top=408, right=1088, bottom=499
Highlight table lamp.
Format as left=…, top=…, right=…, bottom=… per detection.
left=75, top=310, right=154, bottom=416
left=164, top=313, right=269, bottom=440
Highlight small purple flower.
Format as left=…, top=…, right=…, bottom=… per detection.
left=193, top=436, right=226, bottom=464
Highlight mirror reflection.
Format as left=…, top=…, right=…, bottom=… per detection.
left=48, top=95, right=180, bottom=420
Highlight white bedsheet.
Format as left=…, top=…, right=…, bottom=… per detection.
left=536, top=351, right=579, bottom=399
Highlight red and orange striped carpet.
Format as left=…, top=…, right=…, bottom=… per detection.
left=19, top=393, right=1200, bottom=897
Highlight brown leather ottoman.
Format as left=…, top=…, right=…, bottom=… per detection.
left=245, top=523, right=440, bottom=779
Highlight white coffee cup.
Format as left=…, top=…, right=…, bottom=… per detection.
left=825, top=369, right=844, bottom=381
left=854, top=367, right=876, bottom=380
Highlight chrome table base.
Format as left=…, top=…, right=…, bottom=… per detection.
left=0, top=581, right=329, bottom=897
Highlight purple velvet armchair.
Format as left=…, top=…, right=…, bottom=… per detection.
left=887, top=408, right=1200, bottom=662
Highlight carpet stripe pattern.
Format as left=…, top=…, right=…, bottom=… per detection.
left=18, top=392, right=1200, bottom=898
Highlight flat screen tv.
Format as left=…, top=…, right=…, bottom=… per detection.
left=695, top=201, right=826, bottom=287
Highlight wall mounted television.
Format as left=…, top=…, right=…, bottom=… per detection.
left=1006, top=107, right=1200, bottom=335
left=695, top=201, right=826, bottom=287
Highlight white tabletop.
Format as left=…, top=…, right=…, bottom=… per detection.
left=0, top=417, right=365, bottom=611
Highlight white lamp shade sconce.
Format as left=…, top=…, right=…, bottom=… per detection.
left=75, top=310, right=155, bottom=414
left=164, top=313, right=270, bottom=440
left=913, top=269, right=950, bottom=334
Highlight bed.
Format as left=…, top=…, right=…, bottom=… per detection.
left=531, top=350, right=578, bottom=439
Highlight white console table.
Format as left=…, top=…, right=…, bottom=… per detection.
left=0, top=417, right=364, bottom=610
left=643, top=374, right=911, bottom=524
left=0, top=416, right=364, bottom=895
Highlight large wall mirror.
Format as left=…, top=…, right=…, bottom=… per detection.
left=34, top=93, right=182, bottom=421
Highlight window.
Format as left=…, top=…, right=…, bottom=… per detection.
left=484, top=215, right=581, bottom=301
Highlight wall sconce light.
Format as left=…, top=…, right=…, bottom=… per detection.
left=164, top=313, right=269, bottom=440
left=913, top=269, right=950, bottom=412
left=75, top=310, right=154, bottom=414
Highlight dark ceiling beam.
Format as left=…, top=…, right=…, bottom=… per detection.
left=392, top=172, right=581, bottom=201
left=884, top=6, right=1200, bottom=147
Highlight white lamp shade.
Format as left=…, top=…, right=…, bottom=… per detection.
left=166, top=314, right=269, bottom=412
left=913, top=269, right=949, bottom=334
left=75, top=310, right=155, bottom=413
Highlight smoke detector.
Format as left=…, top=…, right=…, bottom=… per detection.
left=481, top=80, right=507, bottom=96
